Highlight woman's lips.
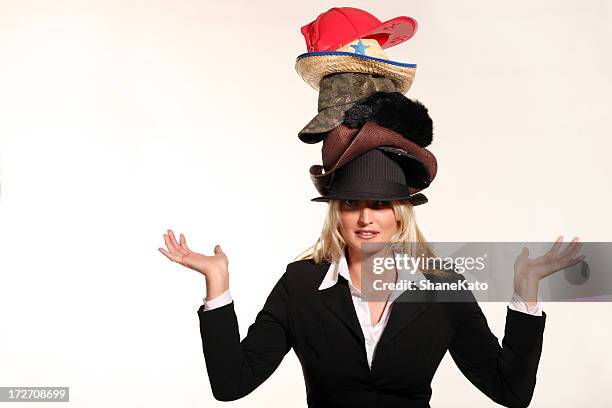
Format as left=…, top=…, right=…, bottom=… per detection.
left=355, top=230, right=379, bottom=240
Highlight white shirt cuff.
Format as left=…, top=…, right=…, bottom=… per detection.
left=508, top=291, right=543, bottom=316
left=203, top=289, right=233, bottom=311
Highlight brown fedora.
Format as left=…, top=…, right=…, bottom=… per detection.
left=310, top=121, right=437, bottom=196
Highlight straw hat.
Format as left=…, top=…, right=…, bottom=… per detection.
left=296, top=7, right=418, bottom=93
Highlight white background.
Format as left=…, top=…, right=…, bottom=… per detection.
left=1, top=0, right=611, bottom=406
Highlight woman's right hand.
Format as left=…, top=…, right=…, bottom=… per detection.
left=159, top=229, right=229, bottom=299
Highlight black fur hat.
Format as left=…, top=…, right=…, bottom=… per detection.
left=342, top=92, right=433, bottom=148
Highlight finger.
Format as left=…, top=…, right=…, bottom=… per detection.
left=158, top=247, right=181, bottom=263
left=548, top=253, right=586, bottom=276
left=567, top=240, right=582, bottom=257
left=561, top=241, right=583, bottom=261
left=167, top=229, right=181, bottom=249
left=518, top=247, right=529, bottom=260
left=167, top=230, right=190, bottom=256
left=214, top=244, right=228, bottom=263
left=559, top=237, right=580, bottom=259
left=547, top=236, right=564, bottom=257
left=164, top=231, right=178, bottom=252
left=179, top=233, right=190, bottom=251
left=163, top=233, right=179, bottom=253
left=566, top=255, right=586, bottom=268
left=552, top=256, right=584, bottom=274
left=541, top=243, right=560, bottom=263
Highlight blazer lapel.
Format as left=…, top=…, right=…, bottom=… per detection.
left=318, top=276, right=366, bottom=346
left=378, top=299, right=427, bottom=346
left=377, top=268, right=450, bottom=347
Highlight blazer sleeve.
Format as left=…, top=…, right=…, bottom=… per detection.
left=448, top=296, right=546, bottom=408
left=197, top=271, right=293, bottom=401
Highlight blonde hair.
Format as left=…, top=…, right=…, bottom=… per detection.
left=295, top=199, right=451, bottom=278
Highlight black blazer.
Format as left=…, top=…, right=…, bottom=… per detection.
left=198, top=259, right=546, bottom=408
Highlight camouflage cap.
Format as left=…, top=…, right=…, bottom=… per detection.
left=298, top=72, right=397, bottom=144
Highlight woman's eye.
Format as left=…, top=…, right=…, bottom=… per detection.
left=343, top=199, right=357, bottom=206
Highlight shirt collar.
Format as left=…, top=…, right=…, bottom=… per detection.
left=318, top=250, right=351, bottom=291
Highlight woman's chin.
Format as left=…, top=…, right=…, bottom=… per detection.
left=349, top=238, right=390, bottom=254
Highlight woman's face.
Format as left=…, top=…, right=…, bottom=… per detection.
left=338, top=199, right=398, bottom=256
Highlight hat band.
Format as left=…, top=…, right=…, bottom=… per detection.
left=331, top=177, right=412, bottom=198
left=296, top=51, right=417, bottom=68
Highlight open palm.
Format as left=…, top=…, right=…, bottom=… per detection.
left=159, top=229, right=228, bottom=276
left=514, top=236, right=585, bottom=283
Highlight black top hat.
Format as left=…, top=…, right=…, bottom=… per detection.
left=311, top=147, right=428, bottom=205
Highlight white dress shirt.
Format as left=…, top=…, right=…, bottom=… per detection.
left=202, top=255, right=543, bottom=369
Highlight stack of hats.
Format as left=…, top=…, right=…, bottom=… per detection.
left=295, top=7, right=437, bottom=206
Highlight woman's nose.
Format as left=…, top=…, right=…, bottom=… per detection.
left=358, top=207, right=373, bottom=224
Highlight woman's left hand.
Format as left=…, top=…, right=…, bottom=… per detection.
left=513, top=236, right=586, bottom=306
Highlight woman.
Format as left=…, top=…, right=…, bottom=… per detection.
left=159, top=191, right=584, bottom=407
